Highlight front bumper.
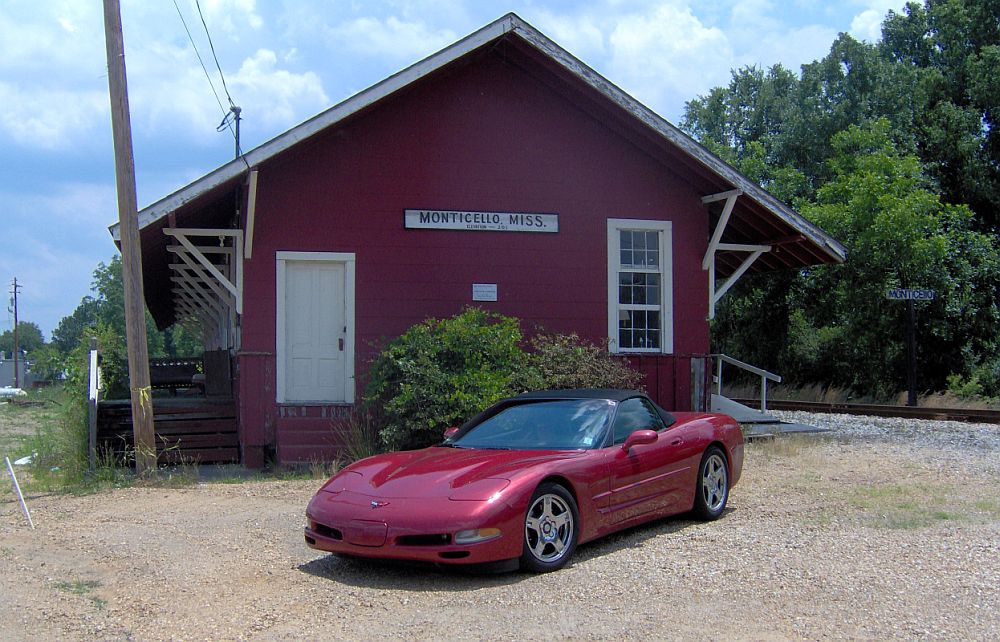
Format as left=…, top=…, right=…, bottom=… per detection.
left=304, top=489, right=522, bottom=565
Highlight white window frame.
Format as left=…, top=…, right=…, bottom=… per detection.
left=607, top=219, right=673, bottom=354
left=275, top=251, right=356, bottom=404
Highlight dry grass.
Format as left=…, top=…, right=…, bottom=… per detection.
left=722, top=381, right=998, bottom=409
left=747, top=433, right=1000, bottom=530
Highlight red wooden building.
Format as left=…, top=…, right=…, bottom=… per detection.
left=111, top=14, right=844, bottom=466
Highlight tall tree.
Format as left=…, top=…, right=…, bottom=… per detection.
left=795, top=121, right=999, bottom=394
left=0, top=321, right=45, bottom=357
left=880, top=1, right=1000, bottom=227
left=687, top=1, right=1000, bottom=396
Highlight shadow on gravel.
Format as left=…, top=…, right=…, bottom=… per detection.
left=298, top=507, right=731, bottom=589
left=571, top=508, right=727, bottom=565
left=298, top=555, right=526, bottom=590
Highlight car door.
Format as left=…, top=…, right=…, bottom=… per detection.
left=606, top=398, right=690, bottom=524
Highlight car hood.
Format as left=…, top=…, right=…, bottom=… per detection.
left=324, top=447, right=586, bottom=499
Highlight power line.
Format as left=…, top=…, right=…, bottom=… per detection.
left=195, top=0, right=236, bottom=110
left=172, top=0, right=226, bottom=117
left=171, top=0, right=249, bottom=166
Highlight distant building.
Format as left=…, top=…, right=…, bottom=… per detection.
left=0, top=357, right=38, bottom=389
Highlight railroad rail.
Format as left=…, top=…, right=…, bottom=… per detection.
left=731, top=398, right=1000, bottom=425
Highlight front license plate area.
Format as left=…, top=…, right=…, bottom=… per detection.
left=343, top=520, right=388, bottom=547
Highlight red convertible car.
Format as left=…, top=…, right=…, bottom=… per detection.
left=305, top=389, right=743, bottom=572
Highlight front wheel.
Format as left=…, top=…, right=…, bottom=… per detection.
left=692, top=446, right=729, bottom=520
left=519, top=482, right=578, bottom=572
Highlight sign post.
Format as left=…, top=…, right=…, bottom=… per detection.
left=885, top=289, right=935, bottom=407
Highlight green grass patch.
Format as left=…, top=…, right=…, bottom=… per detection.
left=53, top=578, right=106, bottom=609
left=848, top=482, right=991, bottom=529
left=54, top=579, right=101, bottom=596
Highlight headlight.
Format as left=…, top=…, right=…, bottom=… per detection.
left=454, top=528, right=502, bottom=544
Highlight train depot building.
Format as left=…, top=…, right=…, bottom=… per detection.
left=111, top=14, right=845, bottom=466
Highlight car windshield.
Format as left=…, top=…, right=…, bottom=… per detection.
left=450, top=399, right=615, bottom=450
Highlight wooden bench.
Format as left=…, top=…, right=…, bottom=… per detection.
left=150, top=357, right=204, bottom=394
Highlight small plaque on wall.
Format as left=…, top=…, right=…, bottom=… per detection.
left=472, top=283, right=498, bottom=302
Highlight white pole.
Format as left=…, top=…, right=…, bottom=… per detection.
left=88, top=337, right=99, bottom=469
left=5, top=456, right=34, bottom=529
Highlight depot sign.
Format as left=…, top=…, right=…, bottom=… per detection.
left=886, top=288, right=936, bottom=301
left=404, top=209, right=558, bottom=233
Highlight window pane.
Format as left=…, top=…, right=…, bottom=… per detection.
left=619, top=282, right=632, bottom=304
left=647, top=274, right=659, bottom=305
left=620, top=230, right=632, bottom=250
left=611, top=398, right=664, bottom=444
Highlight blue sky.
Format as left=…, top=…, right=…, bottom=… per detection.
left=1, top=0, right=906, bottom=338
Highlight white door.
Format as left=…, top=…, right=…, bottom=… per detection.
left=284, top=261, right=347, bottom=402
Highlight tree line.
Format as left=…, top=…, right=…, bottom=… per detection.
left=9, top=256, right=200, bottom=395
left=682, top=0, right=1000, bottom=399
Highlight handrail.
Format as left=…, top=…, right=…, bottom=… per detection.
left=712, top=354, right=782, bottom=413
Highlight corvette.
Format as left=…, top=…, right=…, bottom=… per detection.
left=305, top=389, right=743, bottom=572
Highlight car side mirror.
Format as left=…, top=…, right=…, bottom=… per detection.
left=622, top=429, right=658, bottom=451
left=443, top=426, right=460, bottom=440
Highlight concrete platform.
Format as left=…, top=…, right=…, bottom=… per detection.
left=711, top=394, right=829, bottom=438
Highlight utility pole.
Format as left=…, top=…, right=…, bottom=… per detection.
left=10, top=278, right=20, bottom=389
left=232, top=105, right=241, bottom=159
left=102, top=0, right=156, bottom=474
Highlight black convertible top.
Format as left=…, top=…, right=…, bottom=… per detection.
left=512, top=388, right=645, bottom=402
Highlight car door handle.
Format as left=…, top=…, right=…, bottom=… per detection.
left=670, top=438, right=683, bottom=446
left=338, top=338, right=344, bottom=351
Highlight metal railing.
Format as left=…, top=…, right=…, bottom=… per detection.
left=712, top=354, right=782, bottom=413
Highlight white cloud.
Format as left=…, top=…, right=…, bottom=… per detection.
left=606, top=3, right=733, bottom=120
left=0, top=83, right=107, bottom=150
left=533, top=10, right=607, bottom=60
left=849, top=9, right=883, bottom=42
left=230, top=49, right=329, bottom=129
left=847, top=1, right=910, bottom=42
left=330, top=16, right=457, bottom=61
left=199, top=0, right=264, bottom=34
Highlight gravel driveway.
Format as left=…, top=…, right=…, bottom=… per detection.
left=1, top=412, right=998, bottom=641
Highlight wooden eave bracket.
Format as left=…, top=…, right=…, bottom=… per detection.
left=164, top=228, right=244, bottom=315
left=244, top=169, right=258, bottom=260
left=701, top=190, right=772, bottom=319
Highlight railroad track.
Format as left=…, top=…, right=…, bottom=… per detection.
left=731, top=398, right=1000, bottom=425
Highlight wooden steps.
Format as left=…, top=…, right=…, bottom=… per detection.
left=97, top=398, right=238, bottom=465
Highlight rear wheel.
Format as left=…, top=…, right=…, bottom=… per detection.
left=519, top=482, right=578, bottom=572
left=692, top=446, right=729, bottom=520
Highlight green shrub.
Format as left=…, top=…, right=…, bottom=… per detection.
left=365, top=308, right=527, bottom=451
left=28, top=325, right=129, bottom=488
left=518, top=332, right=644, bottom=391
left=365, top=310, right=647, bottom=451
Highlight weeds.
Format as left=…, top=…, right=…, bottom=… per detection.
left=721, top=380, right=999, bottom=409
left=343, top=407, right=383, bottom=463
left=53, top=578, right=107, bottom=609
left=848, top=483, right=961, bottom=529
